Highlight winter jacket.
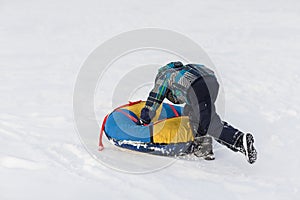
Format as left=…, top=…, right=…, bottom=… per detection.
left=140, top=61, right=215, bottom=124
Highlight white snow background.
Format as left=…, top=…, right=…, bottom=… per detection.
left=1, top=0, right=300, bottom=199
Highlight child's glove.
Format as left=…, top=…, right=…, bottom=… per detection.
left=140, top=107, right=151, bottom=125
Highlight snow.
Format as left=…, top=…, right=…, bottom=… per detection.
left=1, top=0, right=300, bottom=199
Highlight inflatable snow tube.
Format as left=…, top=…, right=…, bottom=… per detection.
left=100, top=101, right=195, bottom=156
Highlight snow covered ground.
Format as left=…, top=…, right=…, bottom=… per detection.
left=1, top=0, right=300, bottom=199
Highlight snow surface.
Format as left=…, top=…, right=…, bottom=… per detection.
left=1, top=0, right=300, bottom=199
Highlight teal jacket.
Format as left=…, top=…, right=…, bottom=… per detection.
left=140, top=61, right=215, bottom=124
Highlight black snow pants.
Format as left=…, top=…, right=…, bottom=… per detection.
left=184, top=76, right=243, bottom=151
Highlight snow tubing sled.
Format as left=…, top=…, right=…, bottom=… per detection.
left=99, top=100, right=195, bottom=156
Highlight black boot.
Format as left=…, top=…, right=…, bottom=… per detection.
left=193, top=135, right=215, bottom=160
left=235, top=133, right=257, bottom=164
